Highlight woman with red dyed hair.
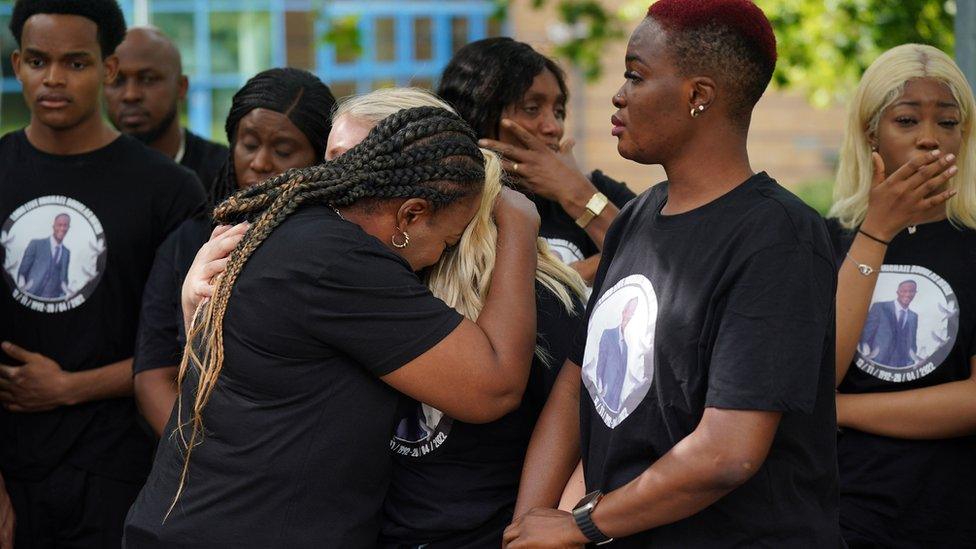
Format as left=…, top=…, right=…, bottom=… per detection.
left=505, top=1, right=841, bottom=547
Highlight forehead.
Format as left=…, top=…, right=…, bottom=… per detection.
left=332, top=114, right=373, bottom=142
left=239, top=108, right=304, bottom=137
left=115, top=34, right=177, bottom=72
left=21, top=13, right=101, bottom=56
left=523, top=68, right=564, bottom=100
left=626, top=18, right=669, bottom=63
left=896, top=78, right=958, bottom=106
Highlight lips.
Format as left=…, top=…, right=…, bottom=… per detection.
left=118, top=109, right=150, bottom=126
left=611, top=114, right=625, bottom=137
left=37, top=93, right=71, bottom=109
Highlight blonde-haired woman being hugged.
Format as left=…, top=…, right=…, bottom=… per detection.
left=828, top=43, right=976, bottom=547
left=326, top=88, right=586, bottom=548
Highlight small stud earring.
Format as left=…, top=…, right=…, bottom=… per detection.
left=690, top=105, right=705, bottom=118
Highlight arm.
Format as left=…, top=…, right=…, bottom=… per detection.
left=0, top=471, right=13, bottom=549
left=837, top=355, right=976, bottom=439
left=504, top=408, right=781, bottom=547
left=479, top=120, right=623, bottom=250
left=835, top=151, right=958, bottom=385
left=17, top=240, right=35, bottom=284
left=0, top=341, right=133, bottom=412
left=569, top=255, right=601, bottom=285
left=514, top=360, right=583, bottom=518
left=382, top=188, right=540, bottom=423
left=134, top=367, right=178, bottom=437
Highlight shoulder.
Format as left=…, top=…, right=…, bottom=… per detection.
left=186, top=130, right=229, bottom=158
left=113, top=136, right=201, bottom=187
left=0, top=130, right=24, bottom=152
left=736, top=174, right=832, bottom=254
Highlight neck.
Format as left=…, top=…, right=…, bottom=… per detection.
left=152, top=119, right=184, bottom=159
left=660, top=124, right=753, bottom=215
left=25, top=112, right=118, bottom=156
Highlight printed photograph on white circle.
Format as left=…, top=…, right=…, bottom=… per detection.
left=1, top=196, right=107, bottom=313
left=581, top=274, right=657, bottom=429
left=855, top=265, right=959, bottom=383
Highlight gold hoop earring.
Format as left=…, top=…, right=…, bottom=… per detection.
left=392, top=227, right=410, bottom=249
left=690, top=105, right=705, bottom=118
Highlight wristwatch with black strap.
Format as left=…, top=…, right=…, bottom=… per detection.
left=572, top=490, right=614, bottom=545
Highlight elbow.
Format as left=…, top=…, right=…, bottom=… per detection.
left=455, top=385, right=525, bottom=424
left=706, top=452, right=766, bottom=491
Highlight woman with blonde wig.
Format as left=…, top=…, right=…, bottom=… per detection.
left=327, top=88, right=586, bottom=548
left=828, top=43, right=976, bottom=546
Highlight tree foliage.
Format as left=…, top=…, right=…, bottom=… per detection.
left=502, top=0, right=956, bottom=105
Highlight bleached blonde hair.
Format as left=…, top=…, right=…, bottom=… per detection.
left=830, top=44, right=976, bottom=230
left=335, top=88, right=586, bottom=354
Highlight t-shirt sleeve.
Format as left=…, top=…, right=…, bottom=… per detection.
left=307, top=244, right=464, bottom=377
left=534, top=285, right=585, bottom=394
left=706, top=242, right=834, bottom=414
left=134, top=230, right=184, bottom=374
left=590, top=170, right=637, bottom=208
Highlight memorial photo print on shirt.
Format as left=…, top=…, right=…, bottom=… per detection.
left=1, top=195, right=107, bottom=313
left=582, top=274, right=657, bottom=429
left=856, top=264, right=960, bottom=383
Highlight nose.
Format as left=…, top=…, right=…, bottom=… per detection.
left=916, top=121, right=940, bottom=150
left=248, top=147, right=274, bottom=175
left=612, top=87, right=626, bottom=108
left=122, top=79, right=142, bottom=103
left=538, top=110, right=563, bottom=139
left=42, top=64, right=65, bottom=88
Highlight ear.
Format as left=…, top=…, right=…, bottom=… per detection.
left=687, top=76, right=716, bottom=114
left=395, top=197, right=433, bottom=230
left=178, top=75, right=189, bottom=101
left=865, top=130, right=879, bottom=151
left=11, top=50, right=22, bottom=81
left=102, top=54, right=119, bottom=84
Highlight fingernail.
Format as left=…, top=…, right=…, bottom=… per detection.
left=945, top=154, right=956, bottom=162
left=932, top=150, right=942, bottom=157
left=501, top=119, right=511, bottom=127
left=1, top=342, right=9, bottom=350
left=478, top=139, right=488, bottom=146
left=948, top=166, right=958, bottom=174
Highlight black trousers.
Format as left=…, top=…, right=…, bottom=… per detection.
left=6, top=463, right=143, bottom=549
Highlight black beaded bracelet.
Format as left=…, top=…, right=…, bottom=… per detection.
left=858, top=228, right=890, bottom=246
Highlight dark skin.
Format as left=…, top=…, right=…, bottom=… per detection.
left=133, top=108, right=319, bottom=437
left=506, top=18, right=786, bottom=547
left=478, top=69, right=619, bottom=283
left=105, top=27, right=188, bottom=158
left=11, top=14, right=119, bottom=154
left=3, top=16, right=127, bottom=545
left=834, top=77, right=975, bottom=440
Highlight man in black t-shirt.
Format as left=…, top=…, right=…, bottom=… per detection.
left=105, top=26, right=228, bottom=191
left=508, top=2, right=839, bottom=547
left=0, top=2, right=204, bottom=547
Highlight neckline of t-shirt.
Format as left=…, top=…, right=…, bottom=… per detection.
left=651, top=172, right=770, bottom=229
left=17, top=128, right=124, bottom=162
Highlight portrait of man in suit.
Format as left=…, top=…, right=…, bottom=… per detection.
left=16, top=212, right=71, bottom=299
left=595, top=297, right=639, bottom=412
left=861, top=279, right=919, bottom=368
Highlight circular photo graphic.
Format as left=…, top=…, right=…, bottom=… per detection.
left=854, top=265, right=959, bottom=383
left=390, top=403, right=453, bottom=458
left=581, top=274, right=657, bottom=429
left=1, top=196, right=106, bottom=313
left=543, top=237, right=585, bottom=265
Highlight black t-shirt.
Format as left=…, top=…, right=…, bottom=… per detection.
left=180, top=130, right=228, bottom=195
left=827, top=219, right=976, bottom=547
left=381, top=283, right=583, bottom=548
left=133, top=216, right=211, bottom=375
left=0, top=130, right=205, bottom=482
left=570, top=173, right=840, bottom=547
left=534, top=170, right=635, bottom=265
left=123, top=206, right=464, bottom=548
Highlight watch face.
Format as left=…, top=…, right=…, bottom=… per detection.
left=575, top=490, right=602, bottom=511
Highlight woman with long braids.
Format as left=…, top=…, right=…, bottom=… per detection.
left=439, top=38, right=635, bottom=284
left=123, top=106, right=541, bottom=547
left=324, top=87, right=587, bottom=547
left=131, top=68, right=335, bottom=436
left=827, top=44, right=976, bottom=547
